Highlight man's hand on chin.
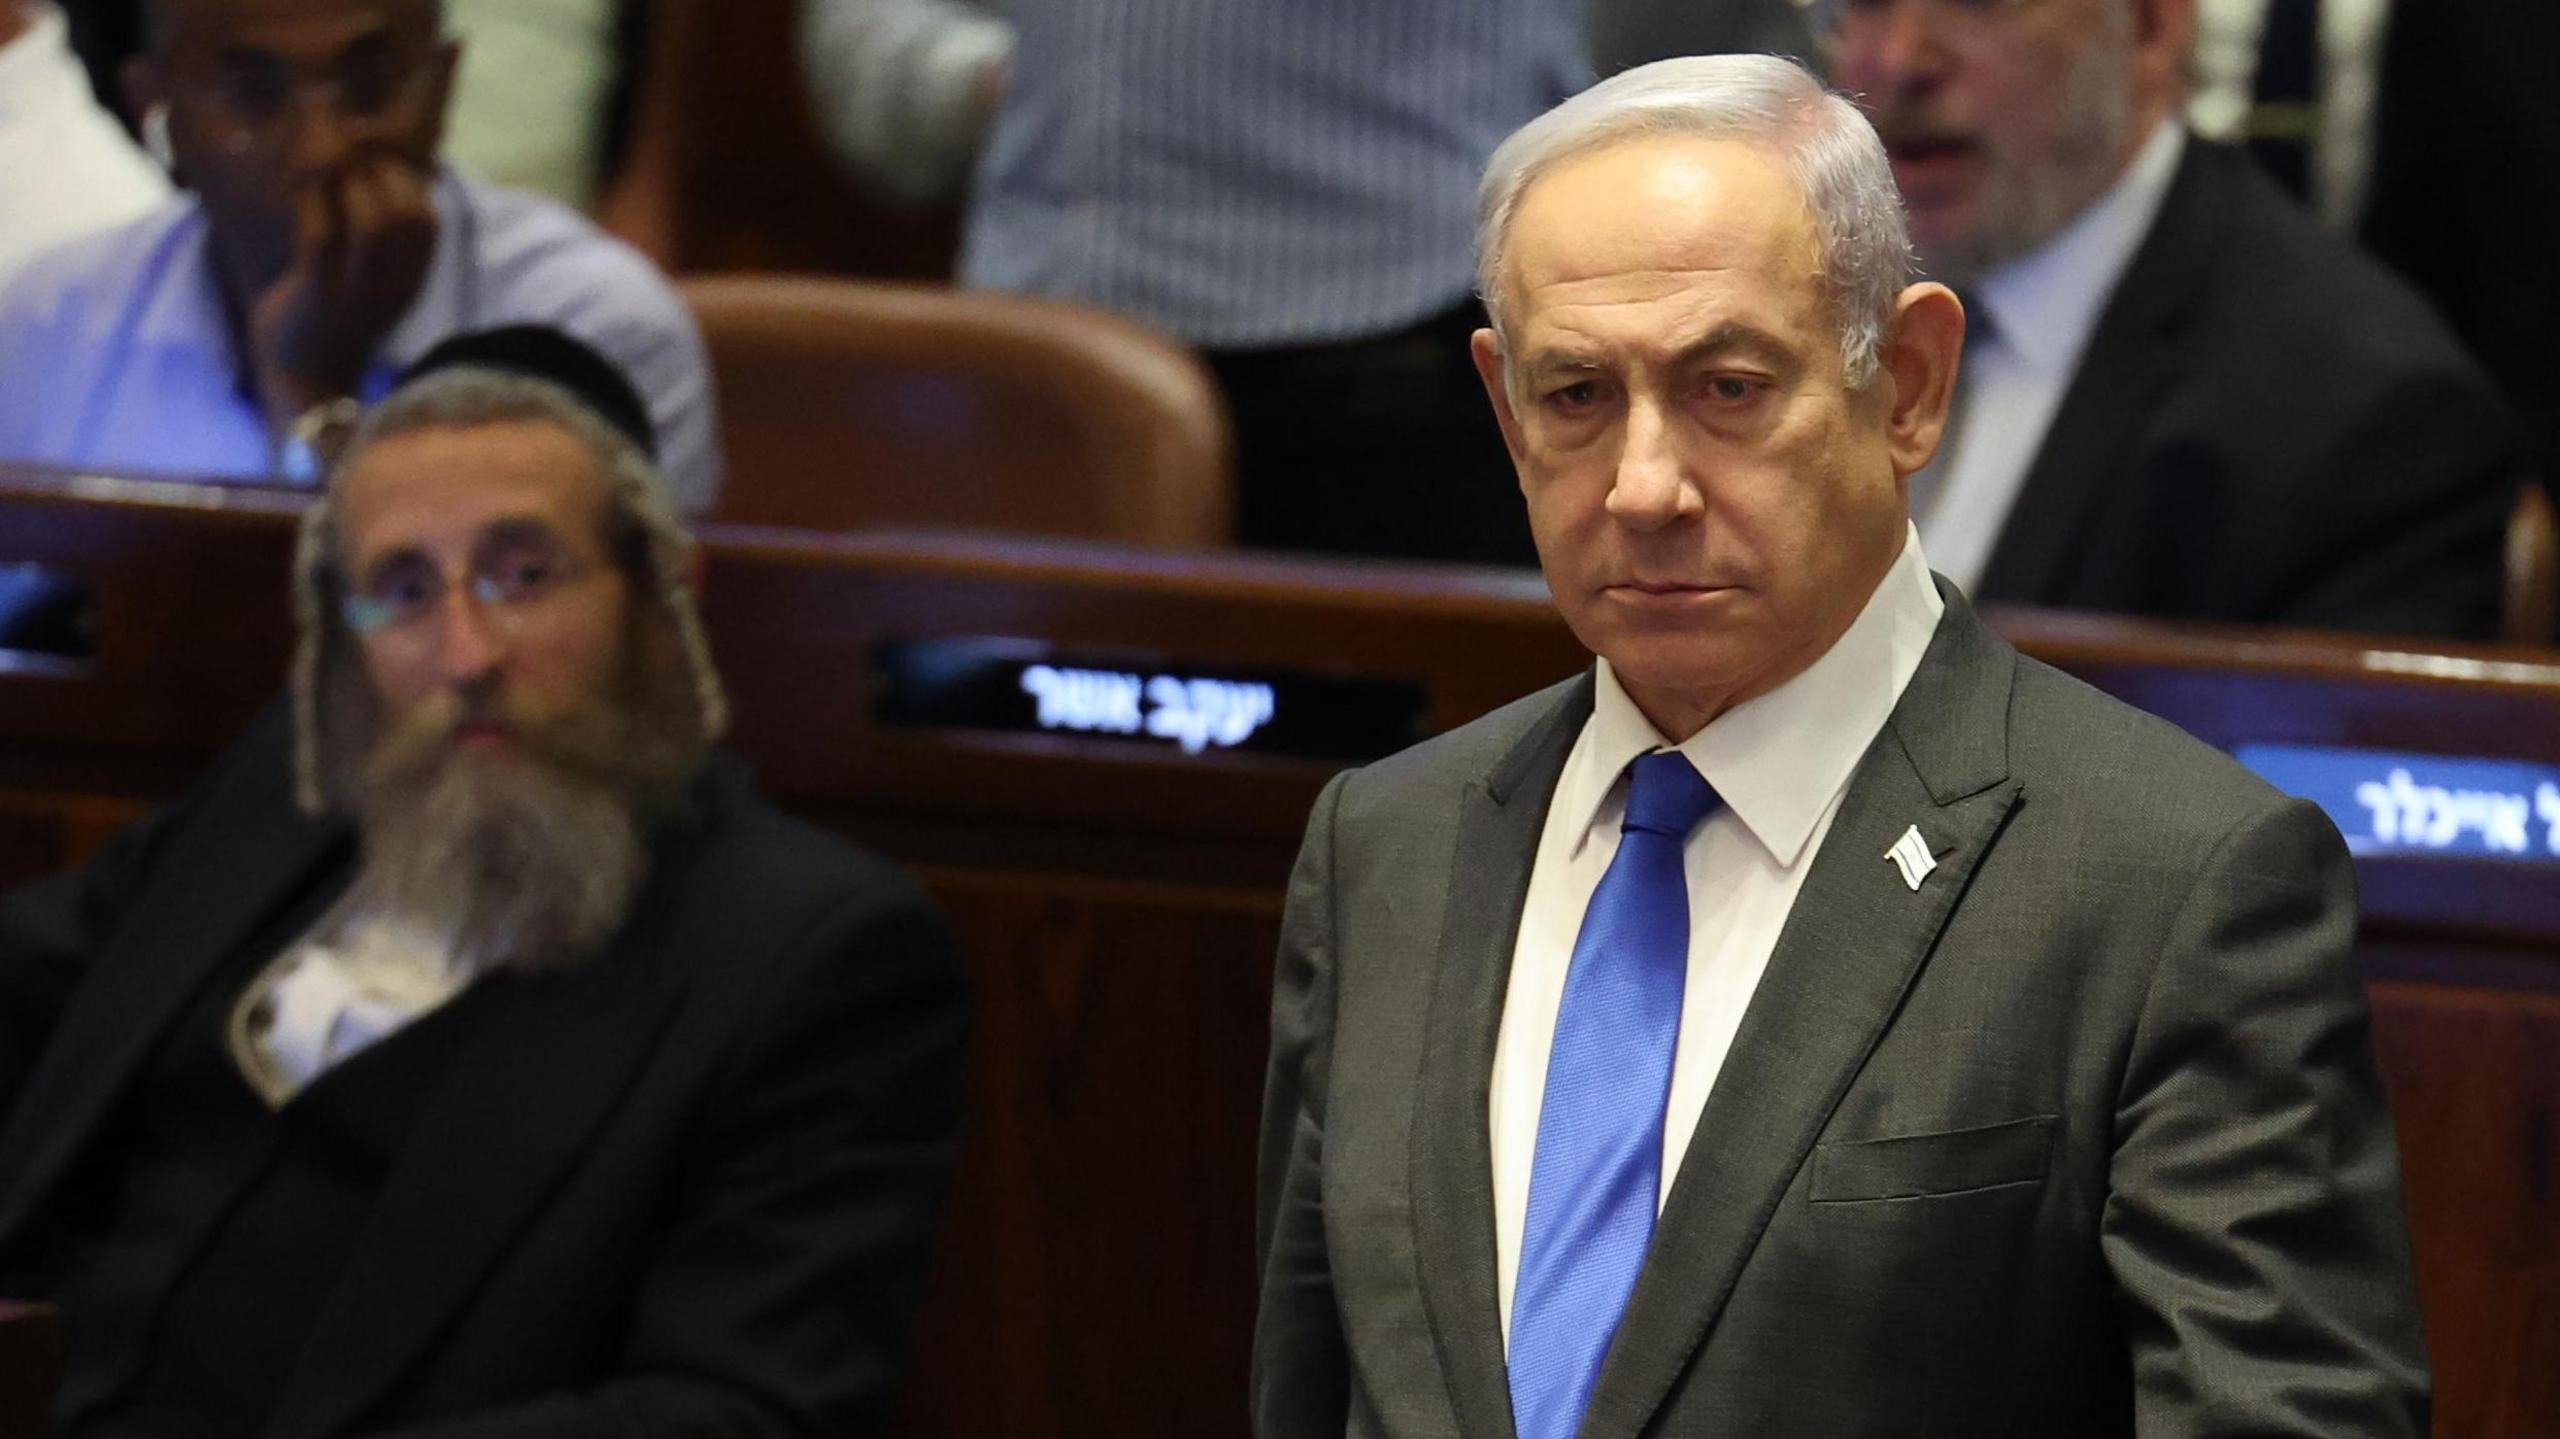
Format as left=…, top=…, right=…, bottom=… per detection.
left=249, top=153, right=442, bottom=434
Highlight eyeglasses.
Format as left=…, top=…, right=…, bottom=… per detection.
left=1795, top=0, right=2044, bottom=40
left=192, top=37, right=443, bottom=153
left=342, top=525, right=604, bottom=640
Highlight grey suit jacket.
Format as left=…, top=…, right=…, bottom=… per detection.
left=1254, top=588, right=2426, bottom=1438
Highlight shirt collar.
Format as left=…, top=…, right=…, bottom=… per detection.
left=1560, top=524, right=1948, bottom=868
left=0, top=4, right=77, bottom=126
left=1974, top=119, right=2186, bottom=376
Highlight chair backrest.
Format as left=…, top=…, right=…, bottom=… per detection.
left=2503, top=481, right=2557, bottom=646
left=592, top=0, right=961, bottom=280
left=683, top=276, right=1235, bottom=545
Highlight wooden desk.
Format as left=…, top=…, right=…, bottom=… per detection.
left=0, top=469, right=2550, bottom=1437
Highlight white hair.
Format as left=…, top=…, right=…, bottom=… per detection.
left=1474, top=54, right=1913, bottom=388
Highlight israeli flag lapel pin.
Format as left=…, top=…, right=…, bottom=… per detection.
left=1885, top=824, right=1937, bottom=892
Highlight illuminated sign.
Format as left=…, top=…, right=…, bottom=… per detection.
left=876, top=639, right=1425, bottom=762
left=2233, top=744, right=2560, bottom=862
left=1017, top=664, right=1277, bottom=754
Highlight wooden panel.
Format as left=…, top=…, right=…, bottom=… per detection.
left=2369, top=979, right=2560, bottom=1439
left=893, top=873, right=1277, bottom=1439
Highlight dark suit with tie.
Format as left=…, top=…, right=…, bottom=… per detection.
left=1254, top=586, right=2426, bottom=1436
left=0, top=709, right=966, bottom=1437
left=1971, top=140, right=2530, bottom=640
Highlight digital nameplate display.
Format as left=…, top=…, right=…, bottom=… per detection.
left=2235, top=743, right=2560, bottom=864
left=874, top=637, right=1428, bottom=763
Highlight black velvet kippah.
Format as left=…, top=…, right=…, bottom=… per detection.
left=398, top=326, right=660, bottom=461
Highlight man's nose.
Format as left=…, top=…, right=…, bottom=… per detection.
left=285, top=91, right=360, bottom=177
left=431, top=588, right=510, bottom=685
left=1604, top=399, right=1702, bottom=531
left=1842, top=4, right=1951, bottom=91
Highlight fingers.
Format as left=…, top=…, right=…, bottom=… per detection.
left=339, top=153, right=439, bottom=306
left=334, top=161, right=383, bottom=296
left=249, top=151, right=439, bottom=405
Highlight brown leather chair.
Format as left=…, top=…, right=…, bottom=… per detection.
left=683, top=276, right=1235, bottom=545
left=594, top=0, right=962, bottom=280
left=2504, top=481, right=2558, bottom=645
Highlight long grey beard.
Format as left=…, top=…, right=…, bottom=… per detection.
left=337, top=699, right=657, bottom=983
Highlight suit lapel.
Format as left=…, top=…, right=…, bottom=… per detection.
left=1975, top=144, right=2225, bottom=606
left=268, top=791, right=720, bottom=1439
left=0, top=727, right=348, bottom=1244
left=1410, top=675, right=1591, bottom=1439
left=1576, top=591, right=2025, bottom=1439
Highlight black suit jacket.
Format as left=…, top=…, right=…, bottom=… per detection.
left=1974, top=141, right=2531, bottom=640
left=2361, top=0, right=2560, bottom=487
left=1256, top=587, right=2426, bottom=1437
left=0, top=708, right=967, bottom=1437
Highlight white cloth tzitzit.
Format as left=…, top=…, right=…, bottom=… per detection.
left=228, top=922, right=467, bottom=1106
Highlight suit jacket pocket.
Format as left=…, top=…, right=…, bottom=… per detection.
left=1809, top=1114, right=2058, bottom=1203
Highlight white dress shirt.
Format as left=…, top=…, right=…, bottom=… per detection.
left=1915, top=120, right=2185, bottom=592
left=0, top=3, right=170, bottom=282
left=1490, top=526, right=1947, bottom=1344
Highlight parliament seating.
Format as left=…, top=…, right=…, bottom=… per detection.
left=0, top=467, right=2552, bottom=1438
left=594, top=0, right=962, bottom=281
left=683, top=276, right=1236, bottom=545
left=2504, top=481, right=2558, bottom=645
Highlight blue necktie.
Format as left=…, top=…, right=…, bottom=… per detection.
left=1509, top=750, right=1720, bottom=1439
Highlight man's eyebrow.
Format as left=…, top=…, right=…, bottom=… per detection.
left=1670, top=323, right=1800, bottom=370
left=352, top=542, right=430, bottom=588
left=1514, top=350, right=1608, bottom=379
left=476, top=516, right=571, bottom=549
left=1515, top=323, right=1804, bottom=380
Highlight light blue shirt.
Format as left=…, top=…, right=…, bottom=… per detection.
left=960, top=0, right=1590, bottom=349
left=0, top=172, right=722, bottom=511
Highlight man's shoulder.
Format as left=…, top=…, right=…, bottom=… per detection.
left=665, top=756, right=932, bottom=926
left=459, top=176, right=695, bottom=338
left=0, top=196, right=197, bottom=335
left=1331, top=673, right=1587, bottom=820
left=1998, top=649, right=2299, bottom=848
left=2163, top=143, right=2488, bottom=386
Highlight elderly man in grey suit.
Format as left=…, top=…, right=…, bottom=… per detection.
left=1253, top=54, right=2426, bottom=1439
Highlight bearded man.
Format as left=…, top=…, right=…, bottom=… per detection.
left=1818, top=0, right=2531, bottom=639
left=0, top=328, right=966, bottom=1437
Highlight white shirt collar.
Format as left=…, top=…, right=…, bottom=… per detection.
left=1559, top=524, right=1947, bottom=869
left=1975, top=119, right=2187, bottom=376
left=0, top=4, right=77, bottom=126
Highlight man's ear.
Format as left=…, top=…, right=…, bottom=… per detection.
left=2129, top=0, right=2197, bottom=99
left=1879, top=281, right=1965, bottom=482
left=1469, top=326, right=1529, bottom=468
